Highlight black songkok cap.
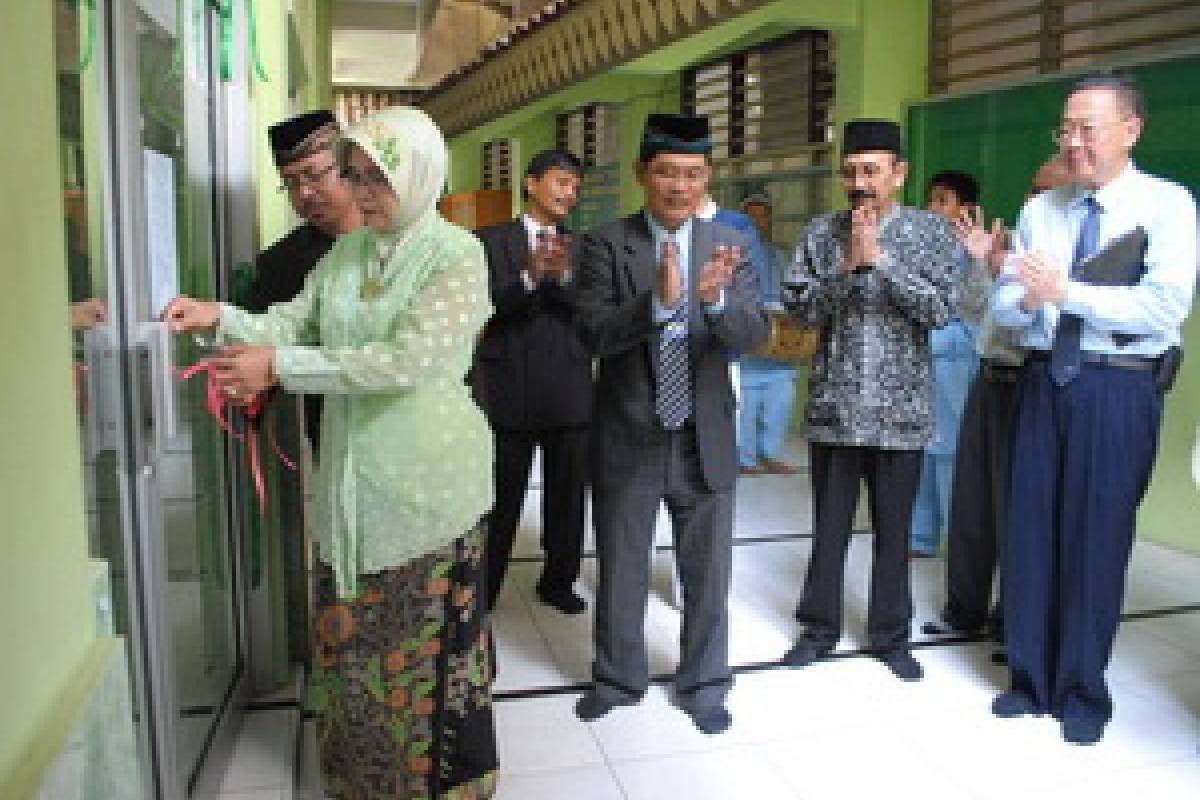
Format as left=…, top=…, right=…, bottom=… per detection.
left=639, top=113, right=712, bottom=162
left=842, top=119, right=905, bottom=158
left=268, top=110, right=339, bottom=167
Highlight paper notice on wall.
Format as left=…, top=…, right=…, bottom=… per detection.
left=143, top=148, right=179, bottom=319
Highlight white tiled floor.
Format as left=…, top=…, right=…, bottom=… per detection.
left=220, top=438, right=1200, bottom=799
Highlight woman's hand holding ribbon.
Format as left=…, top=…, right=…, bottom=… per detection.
left=211, top=345, right=278, bottom=401
left=162, top=296, right=221, bottom=333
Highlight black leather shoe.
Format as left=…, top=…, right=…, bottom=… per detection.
left=575, top=690, right=637, bottom=721
left=880, top=649, right=923, bottom=681
left=781, top=638, right=833, bottom=668
left=991, top=690, right=1037, bottom=718
left=536, top=586, right=587, bottom=615
left=1061, top=716, right=1105, bottom=745
left=686, top=705, right=732, bottom=735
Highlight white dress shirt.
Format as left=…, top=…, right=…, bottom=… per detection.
left=992, top=163, right=1197, bottom=357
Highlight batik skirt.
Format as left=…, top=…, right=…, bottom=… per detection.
left=309, top=523, right=497, bottom=799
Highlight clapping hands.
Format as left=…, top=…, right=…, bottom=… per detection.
left=696, top=244, right=741, bottom=305
left=843, top=206, right=881, bottom=271
left=528, top=232, right=573, bottom=283
left=953, top=206, right=1008, bottom=276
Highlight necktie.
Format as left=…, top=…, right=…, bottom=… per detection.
left=1049, top=196, right=1101, bottom=385
left=656, top=236, right=692, bottom=429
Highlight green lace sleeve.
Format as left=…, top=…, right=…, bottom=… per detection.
left=272, top=251, right=489, bottom=395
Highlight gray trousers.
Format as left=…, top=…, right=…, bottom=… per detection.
left=591, top=427, right=734, bottom=712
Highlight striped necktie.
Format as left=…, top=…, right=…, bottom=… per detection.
left=656, top=235, right=692, bottom=429
left=1049, top=195, right=1101, bottom=386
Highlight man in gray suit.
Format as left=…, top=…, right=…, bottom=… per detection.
left=572, top=114, right=768, bottom=734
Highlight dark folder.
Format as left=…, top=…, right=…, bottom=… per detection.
left=1076, top=225, right=1147, bottom=286
left=1075, top=226, right=1149, bottom=348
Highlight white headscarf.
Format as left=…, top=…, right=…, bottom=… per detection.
left=341, top=106, right=448, bottom=240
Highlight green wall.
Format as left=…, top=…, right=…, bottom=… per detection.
left=907, top=53, right=1200, bottom=222
left=835, top=0, right=931, bottom=126
left=445, top=71, right=682, bottom=214
left=0, top=0, right=98, bottom=792
left=252, top=0, right=337, bottom=250
left=253, top=0, right=294, bottom=249
left=1142, top=310, right=1200, bottom=554
left=907, top=53, right=1200, bottom=554
left=443, top=0, right=930, bottom=216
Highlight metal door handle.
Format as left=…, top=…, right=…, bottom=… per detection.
left=138, top=321, right=180, bottom=452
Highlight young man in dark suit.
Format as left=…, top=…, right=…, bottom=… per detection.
left=475, top=150, right=592, bottom=614
left=572, top=114, right=768, bottom=734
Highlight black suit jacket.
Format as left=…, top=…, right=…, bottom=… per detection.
left=246, top=224, right=333, bottom=313
left=245, top=223, right=335, bottom=450
left=575, top=213, right=768, bottom=492
left=473, top=218, right=593, bottom=430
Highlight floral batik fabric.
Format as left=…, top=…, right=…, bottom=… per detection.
left=784, top=205, right=959, bottom=450
left=309, top=523, right=496, bottom=800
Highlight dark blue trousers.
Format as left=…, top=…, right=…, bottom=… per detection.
left=1004, top=360, right=1162, bottom=726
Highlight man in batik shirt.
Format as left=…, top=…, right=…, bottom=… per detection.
left=781, top=119, right=958, bottom=681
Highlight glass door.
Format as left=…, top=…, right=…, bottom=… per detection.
left=52, top=0, right=152, bottom=795
left=108, top=0, right=249, bottom=795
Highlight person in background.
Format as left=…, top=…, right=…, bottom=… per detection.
left=572, top=113, right=767, bottom=734
left=923, top=156, right=1071, bottom=643
left=163, top=107, right=498, bottom=799
left=990, top=73, right=1196, bottom=745
left=247, top=110, right=363, bottom=453
left=909, top=171, right=985, bottom=557
left=737, top=191, right=801, bottom=475
left=694, top=189, right=762, bottom=464
left=780, top=119, right=958, bottom=682
left=474, top=149, right=592, bottom=615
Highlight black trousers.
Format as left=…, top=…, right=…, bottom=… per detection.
left=796, top=443, right=922, bottom=650
left=1005, top=361, right=1161, bottom=726
left=485, top=425, right=588, bottom=610
left=942, top=364, right=1022, bottom=634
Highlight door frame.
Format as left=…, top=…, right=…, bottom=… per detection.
left=105, top=0, right=253, bottom=795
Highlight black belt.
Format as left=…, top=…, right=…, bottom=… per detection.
left=979, top=359, right=1023, bottom=382
left=1025, top=350, right=1157, bottom=371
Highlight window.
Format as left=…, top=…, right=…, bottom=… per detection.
left=556, top=104, right=621, bottom=229
left=482, top=138, right=513, bottom=191
left=683, top=31, right=836, bottom=250
left=929, top=0, right=1200, bottom=95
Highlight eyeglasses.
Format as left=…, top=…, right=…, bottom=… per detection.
left=647, top=166, right=708, bottom=185
left=1050, top=119, right=1127, bottom=146
left=339, top=165, right=391, bottom=190
left=277, top=162, right=337, bottom=193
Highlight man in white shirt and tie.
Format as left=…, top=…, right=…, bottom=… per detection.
left=990, top=73, right=1197, bottom=745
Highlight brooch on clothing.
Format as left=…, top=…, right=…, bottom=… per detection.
left=360, top=277, right=385, bottom=300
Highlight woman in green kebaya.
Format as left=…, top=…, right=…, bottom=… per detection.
left=165, top=106, right=497, bottom=799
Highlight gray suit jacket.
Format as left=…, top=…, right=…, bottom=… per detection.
left=575, top=212, right=768, bottom=492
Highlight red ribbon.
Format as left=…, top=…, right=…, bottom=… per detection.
left=177, top=359, right=297, bottom=513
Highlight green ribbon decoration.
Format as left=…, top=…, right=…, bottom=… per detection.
left=242, top=0, right=270, bottom=83
left=67, top=0, right=98, bottom=73
left=207, top=0, right=270, bottom=83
